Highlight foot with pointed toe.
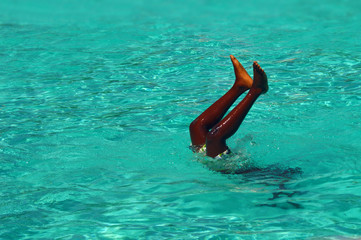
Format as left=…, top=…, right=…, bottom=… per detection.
left=230, top=55, right=253, bottom=90
left=252, top=61, right=268, bottom=94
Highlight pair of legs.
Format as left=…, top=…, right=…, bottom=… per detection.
left=189, top=55, right=268, bottom=158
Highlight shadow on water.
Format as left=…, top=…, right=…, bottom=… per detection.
left=192, top=136, right=306, bottom=210
left=232, top=164, right=306, bottom=209
left=198, top=156, right=305, bottom=210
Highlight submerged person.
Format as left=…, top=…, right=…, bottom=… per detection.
left=189, top=55, right=268, bottom=159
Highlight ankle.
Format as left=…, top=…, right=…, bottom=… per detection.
left=249, top=87, right=263, bottom=95
left=231, top=84, right=248, bottom=93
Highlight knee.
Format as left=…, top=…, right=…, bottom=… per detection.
left=189, top=118, right=202, bottom=133
left=206, top=127, right=223, bottom=143
left=189, top=118, right=208, bottom=146
left=206, top=128, right=227, bottom=158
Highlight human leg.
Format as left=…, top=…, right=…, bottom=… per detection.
left=206, top=62, right=268, bottom=157
left=189, top=55, right=253, bottom=151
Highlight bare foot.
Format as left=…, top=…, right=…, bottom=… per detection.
left=252, top=61, right=268, bottom=94
left=230, top=55, right=253, bottom=89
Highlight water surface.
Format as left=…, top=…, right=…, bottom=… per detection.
left=1, top=0, right=361, bottom=239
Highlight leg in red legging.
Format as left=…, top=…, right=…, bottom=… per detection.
left=189, top=55, right=253, bottom=151
left=206, top=62, right=268, bottom=158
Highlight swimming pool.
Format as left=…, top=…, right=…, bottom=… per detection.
left=1, top=0, right=361, bottom=239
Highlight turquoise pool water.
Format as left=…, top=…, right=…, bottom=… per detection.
left=1, top=0, right=361, bottom=239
